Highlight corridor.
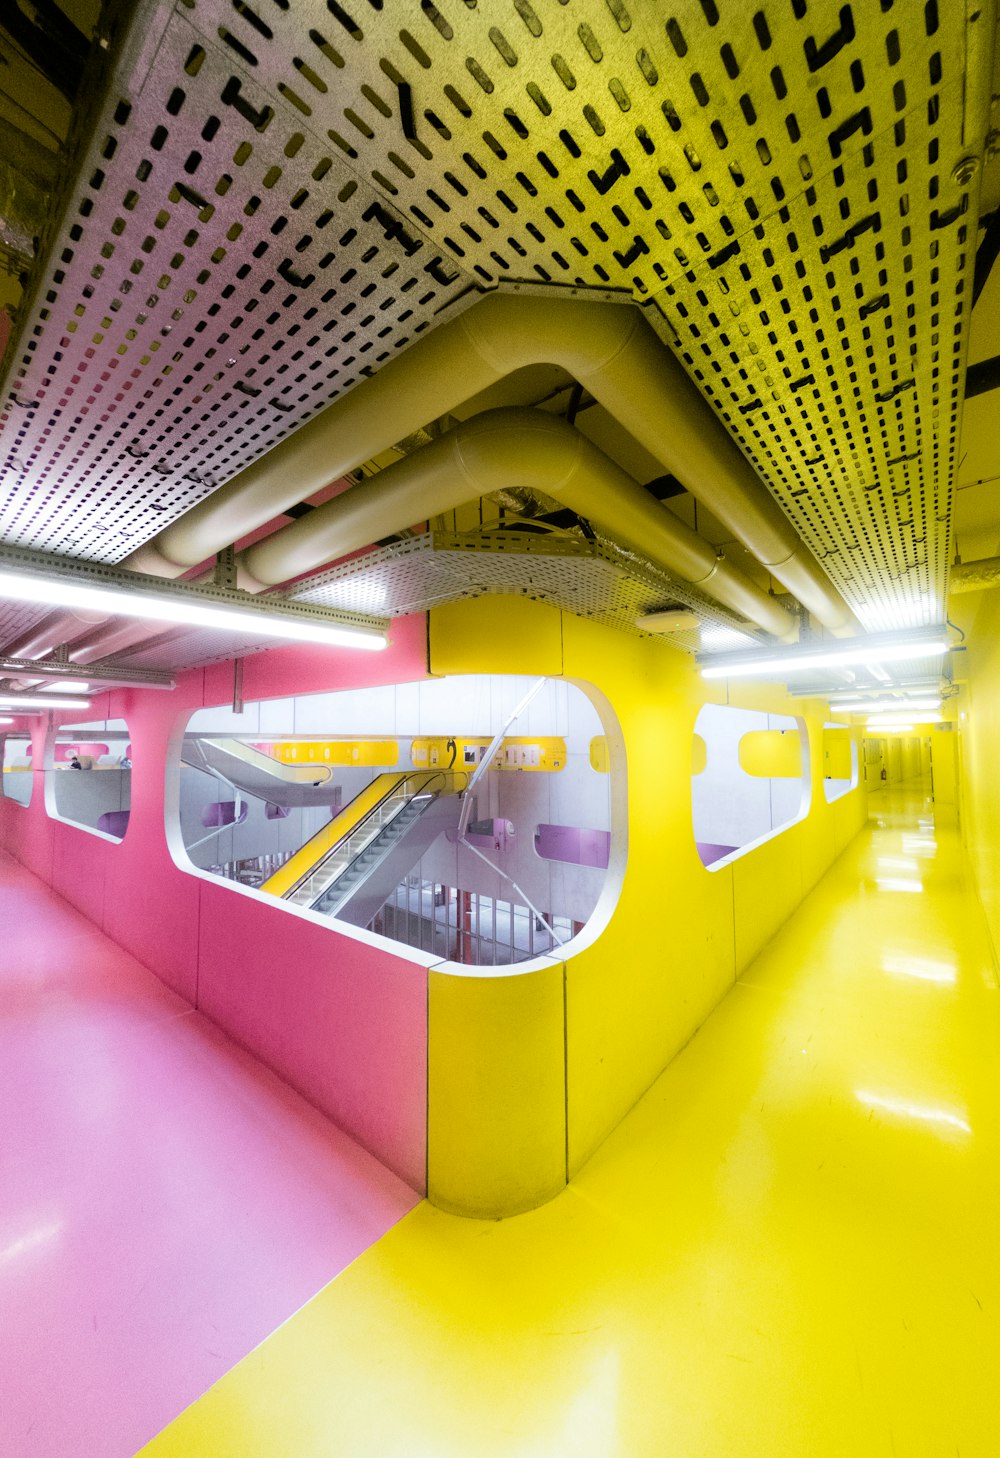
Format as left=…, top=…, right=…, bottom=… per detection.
left=141, top=785, right=1000, bottom=1458
left=0, top=850, right=419, bottom=1458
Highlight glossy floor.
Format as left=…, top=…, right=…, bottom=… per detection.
left=0, top=851, right=418, bottom=1458
left=142, top=785, right=1000, bottom=1457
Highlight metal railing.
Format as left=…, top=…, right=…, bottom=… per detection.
left=208, top=851, right=295, bottom=888
left=371, top=879, right=574, bottom=966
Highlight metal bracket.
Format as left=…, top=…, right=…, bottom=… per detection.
left=0, top=656, right=176, bottom=689
left=214, top=545, right=237, bottom=590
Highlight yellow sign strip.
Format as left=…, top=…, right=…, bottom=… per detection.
left=257, top=740, right=399, bottom=768
left=412, top=736, right=566, bottom=772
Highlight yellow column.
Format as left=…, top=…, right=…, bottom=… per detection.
left=427, top=959, right=567, bottom=1217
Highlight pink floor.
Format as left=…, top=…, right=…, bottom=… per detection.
left=0, top=850, right=420, bottom=1458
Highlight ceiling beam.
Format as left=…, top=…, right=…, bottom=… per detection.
left=965, top=354, right=1000, bottom=398
left=0, top=657, right=176, bottom=690
left=973, top=209, right=1000, bottom=309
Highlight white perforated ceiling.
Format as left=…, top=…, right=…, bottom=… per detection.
left=0, top=0, right=992, bottom=656
left=289, top=527, right=761, bottom=650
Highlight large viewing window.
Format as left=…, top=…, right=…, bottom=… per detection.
left=171, top=676, right=618, bottom=967
left=48, top=718, right=132, bottom=840
left=1, top=733, right=33, bottom=807
left=692, top=704, right=809, bottom=868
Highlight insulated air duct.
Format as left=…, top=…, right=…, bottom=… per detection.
left=949, top=557, right=1000, bottom=592
left=238, top=408, right=797, bottom=641
left=128, top=295, right=855, bottom=634
left=6, top=295, right=855, bottom=667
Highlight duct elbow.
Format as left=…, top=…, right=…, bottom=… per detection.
left=457, top=293, right=642, bottom=379
left=453, top=406, right=586, bottom=493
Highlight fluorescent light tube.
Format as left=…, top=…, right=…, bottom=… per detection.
left=834, top=698, right=941, bottom=713
left=0, top=696, right=92, bottom=709
left=700, top=636, right=948, bottom=680
left=867, top=708, right=942, bottom=722
left=0, top=716, right=13, bottom=725
left=0, top=568, right=387, bottom=651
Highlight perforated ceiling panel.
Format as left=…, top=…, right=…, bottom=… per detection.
left=0, top=0, right=475, bottom=564
left=647, top=5, right=981, bottom=633
left=0, top=0, right=989, bottom=647
left=291, top=528, right=761, bottom=650
left=0, top=603, right=51, bottom=650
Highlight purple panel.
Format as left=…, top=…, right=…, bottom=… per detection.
left=535, top=823, right=611, bottom=869
left=97, top=810, right=131, bottom=838
left=265, top=802, right=291, bottom=820
left=696, top=840, right=738, bottom=867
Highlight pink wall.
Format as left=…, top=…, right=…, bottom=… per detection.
left=0, top=616, right=430, bottom=1191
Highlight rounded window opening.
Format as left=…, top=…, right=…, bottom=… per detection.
left=822, top=723, right=858, bottom=803
left=1, top=732, right=34, bottom=807
left=692, top=703, right=809, bottom=868
left=172, top=675, right=618, bottom=967
left=48, top=717, right=132, bottom=840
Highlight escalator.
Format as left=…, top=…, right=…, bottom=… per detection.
left=261, top=770, right=467, bottom=926
left=181, top=736, right=339, bottom=807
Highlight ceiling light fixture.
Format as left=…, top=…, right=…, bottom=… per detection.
left=834, top=697, right=942, bottom=713
left=699, top=629, right=949, bottom=681
left=0, top=696, right=92, bottom=710
left=862, top=717, right=944, bottom=729
left=0, top=560, right=388, bottom=652
left=862, top=711, right=944, bottom=723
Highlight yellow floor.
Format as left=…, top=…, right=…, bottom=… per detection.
left=141, top=785, right=1000, bottom=1457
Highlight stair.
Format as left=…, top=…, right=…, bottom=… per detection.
left=273, top=769, right=466, bottom=923
left=308, top=795, right=433, bottom=917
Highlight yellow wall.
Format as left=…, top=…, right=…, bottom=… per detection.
left=930, top=730, right=958, bottom=823
left=957, top=585, right=1000, bottom=967
left=739, top=728, right=803, bottom=778
left=427, top=597, right=867, bottom=1216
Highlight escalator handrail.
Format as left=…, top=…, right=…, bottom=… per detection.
left=182, top=736, right=335, bottom=786
left=281, top=769, right=467, bottom=902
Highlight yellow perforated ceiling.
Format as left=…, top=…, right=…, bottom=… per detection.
left=0, top=0, right=993, bottom=644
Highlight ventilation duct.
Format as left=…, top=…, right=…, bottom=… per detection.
left=6, top=296, right=856, bottom=667
left=237, top=409, right=797, bottom=641
left=949, top=557, right=1000, bottom=592
left=128, top=295, right=855, bottom=634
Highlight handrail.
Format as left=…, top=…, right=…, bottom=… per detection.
left=260, top=771, right=410, bottom=897
left=275, top=769, right=466, bottom=903
left=182, top=736, right=334, bottom=786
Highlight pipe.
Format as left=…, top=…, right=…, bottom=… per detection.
left=240, top=409, right=798, bottom=641
left=1, top=608, right=110, bottom=660
left=62, top=619, right=191, bottom=665
left=127, top=294, right=855, bottom=635
left=949, top=556, right=1000, bottom=592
